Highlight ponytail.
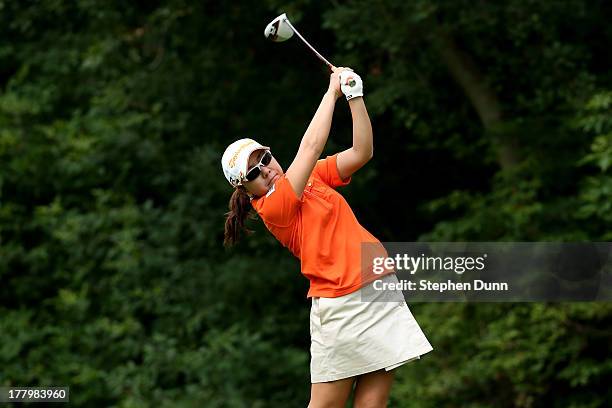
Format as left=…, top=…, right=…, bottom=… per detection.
left=224, top=187, right=254, bottom=247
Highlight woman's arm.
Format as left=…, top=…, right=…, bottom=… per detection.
left=336, top=96, right=373, bottom=181
left=285, top=67, right=346, bottom=198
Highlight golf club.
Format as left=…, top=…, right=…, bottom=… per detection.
left=264, top=13, right=334, bottom=70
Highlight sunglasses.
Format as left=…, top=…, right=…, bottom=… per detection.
left=244, top=150, right=272, bottom=182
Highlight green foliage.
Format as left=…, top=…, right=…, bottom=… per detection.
left=574, top=92, right=612, bottom=239
left=393, top=303, right=612, bottom=407
left=1, top=0, right=610, bottom=406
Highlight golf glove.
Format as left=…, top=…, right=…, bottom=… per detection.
left=339, top=70, right=363, bottom=101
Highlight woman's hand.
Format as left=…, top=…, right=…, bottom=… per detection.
left=327, top=66, right=353, bottom=100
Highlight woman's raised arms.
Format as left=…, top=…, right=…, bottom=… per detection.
left=285, top=67, right=349, bottom=198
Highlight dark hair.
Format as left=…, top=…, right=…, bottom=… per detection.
left=224, top=186, right=254, bottom=247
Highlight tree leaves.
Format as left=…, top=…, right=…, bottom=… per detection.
left=1, top=1, right=610, bottom=406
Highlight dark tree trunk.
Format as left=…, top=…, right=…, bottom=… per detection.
left=433, top=30, right=520, bottom=169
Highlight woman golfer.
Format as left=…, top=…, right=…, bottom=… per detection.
left=221, top=67, right=433, bottom=407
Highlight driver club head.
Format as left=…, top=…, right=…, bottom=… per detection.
left=264, top=12, right=334, bottom=69
left=264, top=13, right=294, bottom=42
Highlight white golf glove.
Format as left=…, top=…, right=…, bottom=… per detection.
left=339, top=70, right=363, bottom=101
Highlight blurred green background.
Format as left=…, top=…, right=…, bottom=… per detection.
left=1, top=0, right=611, bottom=406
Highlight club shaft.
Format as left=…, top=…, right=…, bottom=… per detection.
left=283, top=18, right=333, bottom=69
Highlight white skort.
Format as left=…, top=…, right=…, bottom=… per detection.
left=310, top=273, right=434, bottom=383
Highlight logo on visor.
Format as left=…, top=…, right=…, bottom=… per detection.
left=228, top=141, right=254, bottom=168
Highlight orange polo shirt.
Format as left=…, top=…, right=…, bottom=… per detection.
left=251, top=153, right=392, bottom=298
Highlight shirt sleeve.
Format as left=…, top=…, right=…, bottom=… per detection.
left=313, top=153, right=352, bottom=188
left=251, top=175, right=302, bottom=227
